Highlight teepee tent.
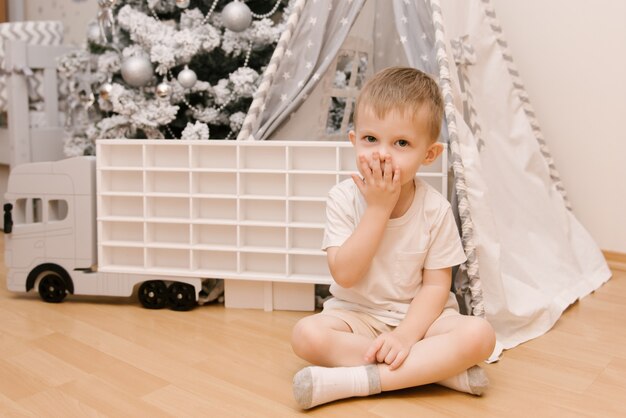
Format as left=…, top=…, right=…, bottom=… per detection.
left=238, top=0, right=611, bottom=360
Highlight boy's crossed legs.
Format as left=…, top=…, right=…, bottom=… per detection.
left=291, top=310, right=495, bottom=409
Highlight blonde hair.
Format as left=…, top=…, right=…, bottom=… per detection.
left=353, top=67, right=444, bottom=141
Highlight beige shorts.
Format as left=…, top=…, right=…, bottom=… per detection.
left=322, top=306, right=460, bottom=339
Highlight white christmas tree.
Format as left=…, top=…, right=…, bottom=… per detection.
left=59, top=0, right=292, bottom=156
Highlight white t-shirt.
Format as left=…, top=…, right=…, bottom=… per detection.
left=322, top=178, right=467, bottom=326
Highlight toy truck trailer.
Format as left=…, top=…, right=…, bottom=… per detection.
left=3, top=140, right=446, bottom=311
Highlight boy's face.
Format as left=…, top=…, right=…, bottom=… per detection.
left=349, top=106, right=443, bottom=188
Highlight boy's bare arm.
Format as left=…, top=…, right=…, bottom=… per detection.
left=328, top=153, right=400, bottom=288
left=364, top=267, right=452, bottom=369
left=395, top=267, right=452, bottom=343
left=327, top=205, right=390, bottom=287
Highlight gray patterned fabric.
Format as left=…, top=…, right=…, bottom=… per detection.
left=0, top=21, right=64, bottom=111
left=250, top=0, right=365, bottom=141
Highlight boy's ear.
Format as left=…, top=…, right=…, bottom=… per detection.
left=348, top=130, right=356, bottom=145
left=423, top=142, right=444, bottom=165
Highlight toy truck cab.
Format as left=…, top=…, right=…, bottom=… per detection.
left=3, top=155, right=204, bottom=310
left=3, top=157, right=97, bottom=301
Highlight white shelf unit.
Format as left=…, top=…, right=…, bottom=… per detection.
left=96, top=140, right=448, bottom=310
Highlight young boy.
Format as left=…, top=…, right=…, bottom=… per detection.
left=291, top=67, right=496, bottom=409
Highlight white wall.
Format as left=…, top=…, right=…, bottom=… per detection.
left=491, top=0, right=626, bottom=253
left=22, top=0, right=98, bottom=45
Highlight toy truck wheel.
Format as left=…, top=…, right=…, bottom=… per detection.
left=168, top=282, right=196, bottom=311
left=38, top=272, right=68, bottom=303
left=138, top=281, right=168, bottom=309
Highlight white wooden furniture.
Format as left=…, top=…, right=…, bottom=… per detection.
left=96, top=140, right=448, bottom=310
left=0, top=40, right=72, bottom=166
left=0, top=40, right=74, bottom=228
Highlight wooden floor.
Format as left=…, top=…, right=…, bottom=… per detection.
left=1, top=233, right=625, bottom=418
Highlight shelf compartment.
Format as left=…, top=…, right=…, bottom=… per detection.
left=240, top=173, right=285, bottom=196
left=100, top=195, right=143, bottom=218
left=100, top=170, right=143, bottom=193
left=145, top=144, right=189, bottom=168
left=146, top=171, right=189, bottom=194
left=146, top=196, right=189, bottom=219
left=290, top=146, right=336, bottom=171
left=192, top=172, right=237, bottom=195
left=240, top=252, right=286, bottom=275
left=240, top=225, right=285, bottom=248
left=146, top=248, right=190, bottom=270
left=192, top=249, right=237, bottom=272
left=339, top=147, right=356, bottom=172
left=240, top=146, right=285, bottom=170
left=193, top=224, right=237, bottom=246
left=338, top=174, right=352, bottom=183
left=289, top=254, right=330, bottom=277
left=240, top=199, right=285, bottom=223
left=100, top=221, right=143, bottom=243
left=289, top=227, right=324, bottom=251
left=289, top=200, right=326, bottom=224
left=193, top=145, right=237, bottom=169
left=146, top=222, right=190, bottom=245
left=101, top=245, right=144, bottom=268
left=99, top=144, right=143, bottom=168
left=289, top=173, right=336, bottom=198
left=193, top=198, right=237, bottom=221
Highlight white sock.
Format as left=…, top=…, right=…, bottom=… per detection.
left=437, top=365, right=489, bottom=395
left=293, top=364, right=381, bottom=409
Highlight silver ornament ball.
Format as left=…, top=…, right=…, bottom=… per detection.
left=175, top=0, right=190, bottom=9
left=121, top=56, right=154, bottom=88
left=87, top=21, right=102, bottom=43
left=222, top=1, right=252, bottom=32
left=156, top=80, right=172, bottom=98
left=99, top=82, right=113, bottom=100
left=177, top=66, right=197, bottom=89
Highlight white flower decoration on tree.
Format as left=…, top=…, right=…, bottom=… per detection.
left=97, top=51, right=122, bottom=76
left=229, top=67, right=259, bottom=98
left=173, top=29, right=202, bottom=63
left=131, top=100, right=179, bottom=127
left=248, top=18, right=282, bottom=46
left=179, top=8, right=204, bottom=29
left=212, top=79, right=231, bottom=105
left=107, top=83, right=140, bottom=115
left=181, top=121, right=210, bottom=140
left=118, top=5, right=219, bottom=74
left=191, top=106, right=219, bottom=124
left=150, top=44, right=176, bottom=74
left=229, top=111, right=246, bottom=132
left=221, top=19, right=281, bottom=56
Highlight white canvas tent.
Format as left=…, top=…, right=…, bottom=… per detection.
left=238, top=0, right=612, bottom=360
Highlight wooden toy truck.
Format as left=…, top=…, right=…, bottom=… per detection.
left=3, top=140, right=446, bottom=311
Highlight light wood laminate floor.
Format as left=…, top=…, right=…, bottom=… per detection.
left=1, top=233, right=624, bottom=417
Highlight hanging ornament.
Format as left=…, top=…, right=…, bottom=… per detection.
left=97, top=0, right=117, bottom=43
left=222, top=1, right=252, bottom=32
left=86, top=21, right=102, bottom=44
left=177, top=66, right=198, bottom=89
left=121, top=56, right=154, bottom=87
left=77, top=82, right=95, bottom=108
left=156, top=79, right=172, bottom=99
left=99, top=81, right=113, bottom=101
left=175, top=0, right=191, bottom=9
